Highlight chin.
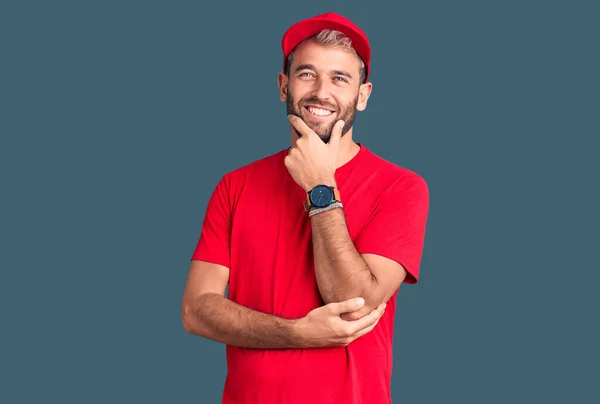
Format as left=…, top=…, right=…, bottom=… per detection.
left=307, top=120, right=334, bottom=134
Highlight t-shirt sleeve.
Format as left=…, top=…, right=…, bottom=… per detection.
left=354, top=174, right=430, bottom=284
left=190, top=174, right=232, bottom=268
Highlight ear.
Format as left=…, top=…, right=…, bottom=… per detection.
left=278, top=72, right=289, bottom=102
left=356, top=82, right=373, bottom=112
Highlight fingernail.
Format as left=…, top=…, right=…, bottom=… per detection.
left=355, top=298, right=365, bottom=307
left=339, top=120, right=345, bottom=126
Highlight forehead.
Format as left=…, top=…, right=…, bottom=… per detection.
left=291, top=39, right=362, bottom=74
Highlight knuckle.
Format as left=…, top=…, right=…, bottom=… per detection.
left=335, top=326, right=351, bottom=338
left=325, top=304, right=338, bottom=315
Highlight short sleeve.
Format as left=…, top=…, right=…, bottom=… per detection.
left=354, top=174, right=430, bottom=284
left=190, top=174, right=232, bottom=268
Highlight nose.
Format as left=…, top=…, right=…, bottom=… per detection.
left=312, top=76, right=332, bottom=101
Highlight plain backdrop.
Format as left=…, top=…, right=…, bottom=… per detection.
left=1, top=1, right=598, bottom=403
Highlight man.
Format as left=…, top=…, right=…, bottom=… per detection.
left=182, top=12, right=430, bottom=404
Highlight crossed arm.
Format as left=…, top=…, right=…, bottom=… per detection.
left=182, top=177, right=416, bottom=347
left=181, top=205, right=406, bottom=347
left=181, top=260, right=385, bottom=349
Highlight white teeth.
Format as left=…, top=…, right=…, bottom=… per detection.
left=307, top=107, right=332, bottom=116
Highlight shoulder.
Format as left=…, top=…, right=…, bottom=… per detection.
left=228, top=147, right=286, bottom=178
left=216, top=147, right=288, bottom=191
left=361, top=146, right=429, bottom=194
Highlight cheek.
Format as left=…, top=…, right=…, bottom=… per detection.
left=340, top=99, right=356, bottom=113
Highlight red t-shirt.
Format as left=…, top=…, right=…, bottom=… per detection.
left=191, top=143, right=430, bottom=404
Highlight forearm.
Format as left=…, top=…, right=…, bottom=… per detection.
left=183, top=293, right=300, bottom=349
left=310, top=206, right=377, bottom=310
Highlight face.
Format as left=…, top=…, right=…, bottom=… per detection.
left=279, top=39, right=372, bottom=143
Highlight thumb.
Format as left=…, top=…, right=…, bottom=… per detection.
left=329, top=297, right=365, bottom=315
left=328, top=120, right=344, bottom=149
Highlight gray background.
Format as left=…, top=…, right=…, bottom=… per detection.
left=1, top=0, right=598, bottom=403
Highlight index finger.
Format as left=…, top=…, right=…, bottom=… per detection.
left=288, top=114, right=318, bottom=139
left=343, top=303, right=386, bottom=334
left=328, top=297, right=365, bottom=315
left=328, top=119, right=345, bottom=149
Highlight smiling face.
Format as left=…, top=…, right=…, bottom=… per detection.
left=279, top=38, right=372, bottom=143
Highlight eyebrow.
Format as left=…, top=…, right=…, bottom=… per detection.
left=332, top=70, right=353, bottom=79
left=294, top=64, right=316, bottom=73
left=294, top=64, right=354, bottom=80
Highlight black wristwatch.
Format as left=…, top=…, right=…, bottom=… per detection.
left=303, top=184, right=341, bottom=212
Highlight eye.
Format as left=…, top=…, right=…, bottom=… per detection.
left=334, top=76, right=349, bottom=83
left=299, top=72, right=314, bottom=78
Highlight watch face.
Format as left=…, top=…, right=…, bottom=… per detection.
left=309, top=185, right=333, bottom=208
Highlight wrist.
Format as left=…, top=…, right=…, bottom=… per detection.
left=309, top=201, right=343, bottom=217
left=288, top=318, right=307, bottom=348
left=305, top=176, right=336, bottom=192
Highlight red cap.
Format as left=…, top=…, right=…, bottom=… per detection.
left=281, top=12, right=371, bottom=83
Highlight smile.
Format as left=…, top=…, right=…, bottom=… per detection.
left=305, top=106, right=334, bottom=117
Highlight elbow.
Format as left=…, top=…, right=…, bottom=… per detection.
left=340, top=276, right=383, bottom=321
left=181, top=302, right=195, bottom=334
left=181, top=301, right=206, bottom=336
